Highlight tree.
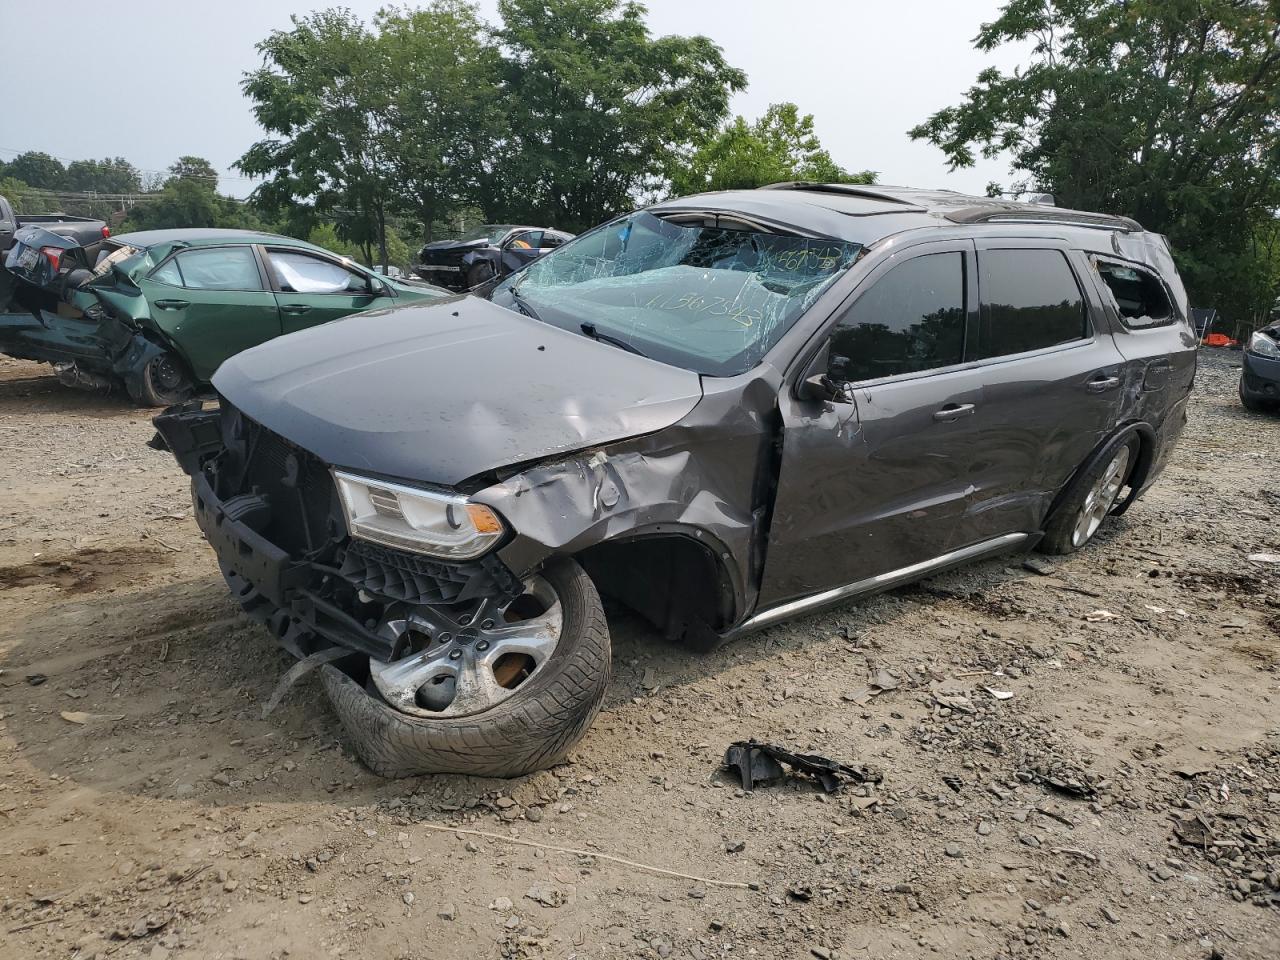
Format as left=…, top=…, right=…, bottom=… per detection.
left=909, top=0, right=1280, bottom=323
left=0, top=176, right=41, bottom=213
left=122, top=158, right=261, bottom=233
left=167, top=156, right=220, bottom=188
left=3, top=151, right=65, bottom=190
left=65, top=157, right=142, bottom=195
left=672, top=102, right=875, bottom=195
left=237, top=10, right=399, bottom=269
left=484, top=0, right=746, bottom=231
left=377, top=2, right=499, bottom=243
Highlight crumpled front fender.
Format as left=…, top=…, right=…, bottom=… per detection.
left=473, top=371, right=783, bottom=630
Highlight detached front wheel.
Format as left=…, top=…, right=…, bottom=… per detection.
left=322, top=558, right=610, bottom=778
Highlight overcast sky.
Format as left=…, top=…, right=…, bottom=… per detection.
left=0, top=0, right=1029, bottom=200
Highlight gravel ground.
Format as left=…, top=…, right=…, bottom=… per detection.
left=0, top=350, right=1276, bottom=960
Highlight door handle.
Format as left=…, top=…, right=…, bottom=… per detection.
left=1085, top=375, right=1122, bottom=393
left=153, top=299, right=188, bottom=310
left=280, top=304, right=312, bottom=315
left=933, top=402, right=976, bottom=422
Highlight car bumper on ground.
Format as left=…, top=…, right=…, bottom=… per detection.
left=1241, top=350, right=1280, bottom=400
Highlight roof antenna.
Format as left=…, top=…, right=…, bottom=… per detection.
left=1026, top=193, right=1055, bottom=206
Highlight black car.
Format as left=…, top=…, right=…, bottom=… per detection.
left=1240, top=320, right=1280, bottom=410
left=413, top=223, right=574, bottom=291
left=155, top=184, right=1196, bottom=780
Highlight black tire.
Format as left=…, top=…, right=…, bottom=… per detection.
left=322, top=558, right=611, bottom=778
left=133, top=351, right=194, bottom=407
left=1240, top=376, right=1271, bottom=413
left=466, top=260, right=496, bottom=289
left=1038, top=433, right=1141, bottom=556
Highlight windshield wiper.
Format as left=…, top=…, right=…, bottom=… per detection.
left=580, top=322, right=648, bottom=358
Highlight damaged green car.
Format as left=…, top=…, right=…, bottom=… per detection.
left=0, top=227, right=448, bottom=405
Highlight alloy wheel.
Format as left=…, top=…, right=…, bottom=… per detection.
left=1071, top=446, right=1132, bottom=548
left=368, top=577, right=562, bottom=718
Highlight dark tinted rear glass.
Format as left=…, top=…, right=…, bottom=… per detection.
left=830, top=251, right=966, bottom=382
left=977, top=249, right=1087, bottom=359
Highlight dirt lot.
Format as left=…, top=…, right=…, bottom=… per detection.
left=0, top=350, right=1277, bottom=960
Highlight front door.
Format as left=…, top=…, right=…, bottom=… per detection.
left=139, top=244, right=281, bottom=381
left=261, top=247, right=389, bottom=333
left=758, top=240, right=983, bottom=607
left=499, top=230, right=545, bottom=275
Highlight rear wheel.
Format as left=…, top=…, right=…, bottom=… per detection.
left=323, top=558, right=610, bottom=778
left=133, top=351, right=193, bottom=407
left=1038, top=434, right=1139, bottom=555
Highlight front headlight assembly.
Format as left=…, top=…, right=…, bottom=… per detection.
left=1248, top=331, right=1280, bottom=360
left=333, top=471, right=504, bottom=560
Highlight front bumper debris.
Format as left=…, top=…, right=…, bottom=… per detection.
left=155, top=401, right=524, bottom=663
left=1242, top=349, right=1280, bottom=401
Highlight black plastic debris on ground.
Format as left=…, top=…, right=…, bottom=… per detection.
left=724, top=740, right=881, bottom=794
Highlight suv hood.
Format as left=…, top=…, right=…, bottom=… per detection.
left=212, top=296, right=704, bottom=486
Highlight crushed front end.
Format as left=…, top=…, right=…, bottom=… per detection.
left=153, top=399, right=524, bottom=664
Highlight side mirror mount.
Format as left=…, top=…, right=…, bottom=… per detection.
left=796, top=344, right=855, bottom=404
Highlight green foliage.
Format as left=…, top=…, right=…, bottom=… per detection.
left=2, top=151, right=65, bottom=190
left=167, top=156, right=220, bottom=187
left=236, top=1, right=747, bottom=245
left=0, top=176, right=40, bottom=213
left=485, top=0, right=746, bottom=231
left=64, top=158, right=142, bottom=194
left=672, top=103, right=875, bottom=195
left=306, top=222, right=412, bottom=268
left=120, top=158, right=262, bottom=233
left=236, top=9, right=399, bottom=267
left=377, top=2, right=498, bottom=242
left=909, top=0, right=1280, bottom=323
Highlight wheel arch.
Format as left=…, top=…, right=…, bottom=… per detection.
left=571, top=527, right=739, bottom=650
left=1044, top=420, right=1155, bottom=527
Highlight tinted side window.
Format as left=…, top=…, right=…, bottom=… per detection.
left=830, top=252, right=967, bottom=382
left=171, top=247, right=263, bottom=291
left=977, top=249, right=1087, bottom=358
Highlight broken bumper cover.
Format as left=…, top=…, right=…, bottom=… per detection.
left=1242, top=349, right=1280, bottom=400
left=164, top=402, right=525, bottom=663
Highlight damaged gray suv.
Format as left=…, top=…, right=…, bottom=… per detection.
left=154, top=184, right=1196, bottom=777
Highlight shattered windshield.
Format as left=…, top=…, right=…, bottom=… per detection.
left=492, top=211, right=861, bottom=376
left=459, top=224, right=516, bottom=244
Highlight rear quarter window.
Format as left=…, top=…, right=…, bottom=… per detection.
left=977, top=249, right=1088, bottom=359
left=1094, top=258, right=1175, bottom=328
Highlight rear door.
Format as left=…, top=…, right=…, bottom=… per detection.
left=262, top=247, right=389, bottom=332
left=947, top=240, right=1127, bottom=548
left=138, top=245, right=280, bottom=381
left=758, top=239, right=985, bottom=607
left=1085, top=252, right=1197, bottom=453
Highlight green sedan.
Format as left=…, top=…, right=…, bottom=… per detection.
left=0, top=227, right=450, bottom=405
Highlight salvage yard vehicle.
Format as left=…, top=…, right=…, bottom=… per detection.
left=1240, top=320, right=1280, bottom=411
left=0, top=227, right=448, bottom=405
left=414, top=223, right=574, bottom=290
left=153, top=184, right=1196, bottom=778
left=0, top=193, right=110, bottom=257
